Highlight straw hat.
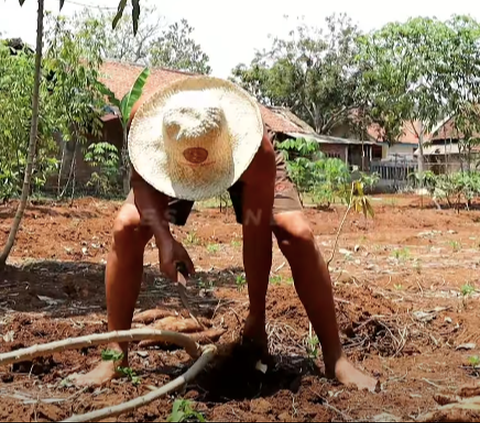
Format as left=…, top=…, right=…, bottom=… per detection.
left=128, top=75, right=264, bottom=201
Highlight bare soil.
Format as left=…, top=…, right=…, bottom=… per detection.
left=0, top=194, right=479, bottom=422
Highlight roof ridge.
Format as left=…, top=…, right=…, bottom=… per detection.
left=102, top=59, right=200, bottom=77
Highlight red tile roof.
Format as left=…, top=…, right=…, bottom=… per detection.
left=367, top=120, right=421, bottom=145
left=430, top=116, right=480, bottom=141
left=98, top=61, right=313, bottom=134
left=99, top=61, right=193, bottom=105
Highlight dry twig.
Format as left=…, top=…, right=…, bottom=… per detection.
left=327, top=183, right=355, bottom=267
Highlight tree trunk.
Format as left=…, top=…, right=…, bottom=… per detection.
left=59, top=138, right=78, bottom=199
left=0, top=0, right=44, bottom=270
left=122, top=127, right=130, bottom=195
left=417, top=122, right=425, bottom=188
left=57, top=135, right=66, bottom=197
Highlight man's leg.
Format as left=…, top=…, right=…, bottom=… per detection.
left=74, top=191, right=153, bottom=386
left=227, top=182, right=270, bottom=358
left=272, top=208, right=378, bottom=391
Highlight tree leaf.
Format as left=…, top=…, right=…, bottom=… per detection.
left=112, top=0, right=127, bottom=31
left=98, top=82, right=121, bottom=109
left=131, top=0, right=140, bottom=36
left=119, top=67, right=150, bottom=126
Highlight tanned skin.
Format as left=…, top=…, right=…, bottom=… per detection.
left=73, top=103, right=378, bottom=393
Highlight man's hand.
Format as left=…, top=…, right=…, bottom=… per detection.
left=157, top=237, right=195, bottom=282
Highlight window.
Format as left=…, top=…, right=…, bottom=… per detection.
left=326, top=152, right=341, bottom=159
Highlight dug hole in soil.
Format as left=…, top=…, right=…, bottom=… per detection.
left=0, top=194, right=479, bottom=422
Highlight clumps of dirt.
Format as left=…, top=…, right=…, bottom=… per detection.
left=196, top=341, right=320, bottom=403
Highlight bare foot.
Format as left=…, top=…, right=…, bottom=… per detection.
left=70, top=360, right=121, bottom=387
left=331, top=355, right=380, bottom=393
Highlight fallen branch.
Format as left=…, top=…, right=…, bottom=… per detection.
left=62, top=345, right=217, bottom=423
left=0, top=329, right=202, bottom=367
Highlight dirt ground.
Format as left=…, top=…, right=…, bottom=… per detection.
left=0, top=194, right=479, bottom=422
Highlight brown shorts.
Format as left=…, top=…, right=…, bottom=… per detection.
left=166, top=149, right=303, bottom=226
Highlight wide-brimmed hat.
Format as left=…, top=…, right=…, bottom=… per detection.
left=128, top=75, right=264, bottom=201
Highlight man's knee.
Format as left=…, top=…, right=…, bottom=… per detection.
left=273, top=211, right=315, bottom=247
left=112, top=205, right=149, bottom=247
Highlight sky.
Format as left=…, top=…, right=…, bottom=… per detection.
left=1, top=0, right=480, bottom=78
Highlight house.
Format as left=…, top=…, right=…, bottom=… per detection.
left=366, top=120, right=419, bottom=161
left=362, top=114, right=480, bottom=190
left=414, top=115, right=480, bottom=173
left=354, top=121, right=421, bottom=191
left=258, top=106, right=379, bottom=169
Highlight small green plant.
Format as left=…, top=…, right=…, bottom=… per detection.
left=449, top=240, right=462, bottom=252
left=231, top=239, right=241, bottom=248
left=84, top=142, right=120, bottom=196
left=206, top=243, right=220, bottom=253
left=461, top=283, right=476, bottom=297
left=184, top=231, right=200, bottom=245
left=235, top=274, right=246, bottom=290
left=167, top=399, right=206, bottom=422
left=270, top=275, right=283, bottom=285
left=101, top=349, right=140, bottom=386
left=117, top=366, right=141, bottom=386
left=101, top=349, right=124, bottom=362
left=468, top=356, right=480, bottom=367
left=392, top=247, right=410, bottom=261
left=306, top=335, right=320, bottom=359
left=394, top=284, right=403, bottom=290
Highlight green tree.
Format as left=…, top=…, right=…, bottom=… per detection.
left=19, top=0, right=143, bottom=35
left=356, top=16, right=480, bottom=176
left=0, top=38, right=57, bottom=200
left=70, top=4, right=163, bottom=65
left=231, top=14, right=363, bottom=135
left=43, top=13, right=107, bottom=197
left=67, top=5, right=211, bottom=73
left=150, top=19, right=211, bottom=74
left=0, top=0, right=46, bottom=269
left=0, top=0, right=110, bottom=269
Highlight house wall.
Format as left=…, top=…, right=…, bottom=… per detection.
left=383, top=143, right=417, bottom=160
left=318, top=144, right=347, bottom=163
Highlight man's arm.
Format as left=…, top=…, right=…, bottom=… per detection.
left=128, top=99, right=176, bottom=249
left=240, top=132, right=276, bottom=319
